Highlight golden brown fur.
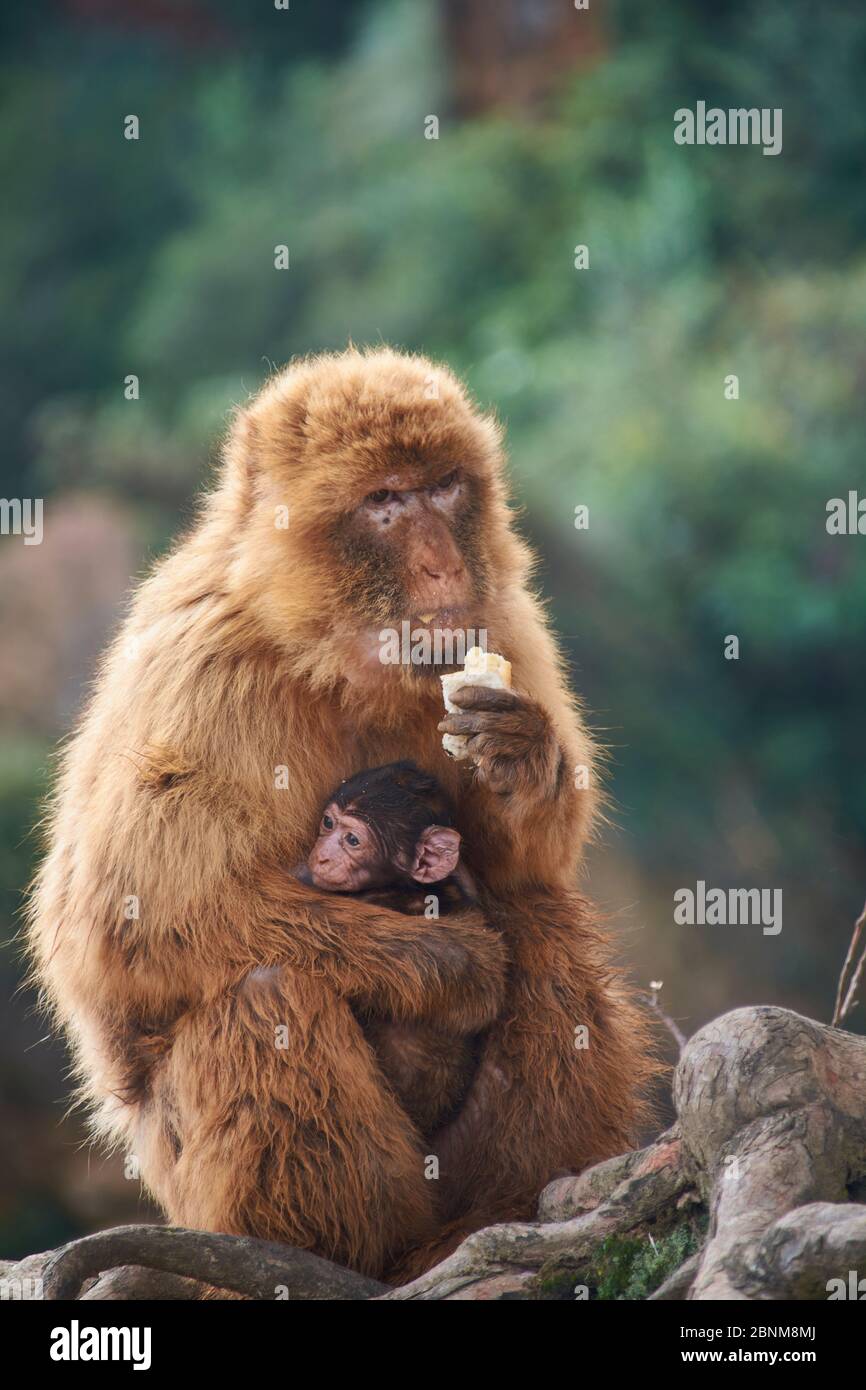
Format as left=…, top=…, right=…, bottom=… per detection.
left=27, top=346, right=656, bottom=1282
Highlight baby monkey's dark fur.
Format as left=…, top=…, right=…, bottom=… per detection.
left=298, top=762, right=487, bottom=1136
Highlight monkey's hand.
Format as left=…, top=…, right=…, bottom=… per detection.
left=288, top=861, right=314, bottom=885
left=256, top=867, right=508, bottom=1034
left=438, top=685, right=563, bottom=805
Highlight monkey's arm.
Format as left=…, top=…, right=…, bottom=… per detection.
left=37, top=802, right=504, bottom=1040
left=440, top=683, right=588, bottom=882
left=44, top=854, right=505, bottom=1036
left=432, top=586, right=598, bottom=890
left=254, top=865, right=507, bottom=1032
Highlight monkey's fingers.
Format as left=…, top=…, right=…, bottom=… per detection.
left=446, top=685, right=523, bottom=713
left=443, top=730, right=529, bottom=771
left=438, top=711, right=531, bottom=740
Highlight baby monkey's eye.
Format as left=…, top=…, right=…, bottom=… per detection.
left=366, top=488, right=393, bottom=506
left=432, top=470, right=458, bottom=491
left=322, top=814, right=334, bottom=830
left=345, top=832, right=361, bottom=847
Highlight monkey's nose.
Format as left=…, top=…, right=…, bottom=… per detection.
left=420, top=562, right=466, bottom=583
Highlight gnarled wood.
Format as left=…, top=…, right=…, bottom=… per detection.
left=6, top=1006, right=866, bottom=1302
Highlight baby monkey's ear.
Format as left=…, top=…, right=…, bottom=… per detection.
left=410, top=825, right=461, bottom=883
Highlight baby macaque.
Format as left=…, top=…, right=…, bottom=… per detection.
left=296, top=761, right=488, bottom=1136
left=300, top=760, right=478, bottom=906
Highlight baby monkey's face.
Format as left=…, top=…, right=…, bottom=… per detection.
left=307, top=798, right=462, bottom=893
left=308, top=803, right=392, bottom=892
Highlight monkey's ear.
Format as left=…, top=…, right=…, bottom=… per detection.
left=410, top=826, right=461, bottom=883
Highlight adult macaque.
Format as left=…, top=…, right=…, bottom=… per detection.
left=295, top=760, right=489, bottom=1136
left=28, top=347, right=656, bottom=1281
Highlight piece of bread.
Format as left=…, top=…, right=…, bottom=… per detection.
left=440, top=647, right=512, bottom=760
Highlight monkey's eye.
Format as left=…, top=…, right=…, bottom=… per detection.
left=322, top=814, right=334, bottom=831
left=432, top=470, right=458, bottom=492
left=365, top=488, right=393, bottom=506
left=345, top=832, right=361, bottom=848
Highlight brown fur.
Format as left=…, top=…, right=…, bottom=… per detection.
left=26, top=346, right=656, bottom=1282
left=360, top=1015, right=480, bottom=1139
left=355, top=876, right=486, bottom=1137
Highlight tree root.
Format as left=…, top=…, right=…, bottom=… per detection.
left=4, top=1006, right=865, bottom=1301
left=2, top=1226, right=386, bottom=1301
left=673, top=1005, right=866, bottom=1299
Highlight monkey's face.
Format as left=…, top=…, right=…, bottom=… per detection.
left=229, top=349, right=528, bottom=677
left=333, top=465, right=490, bottom=642
left=307, top=799, right=462, bottom=892
left=308, top=804, right=393, bottom=892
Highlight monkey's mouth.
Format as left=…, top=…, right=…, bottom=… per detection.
left=410, top=607, right=472, bottom=629
left=309, top=865, right=348, bottom=891
left=400, top=609, right=490, bottom=674
left=354, top=607, right=491, bottom=679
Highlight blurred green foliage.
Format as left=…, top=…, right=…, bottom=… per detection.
left=0, top=739, right=49, bottom=927
left=0, top=0, right=865, bottom=1247
left=10, top=2, right=864, bottom=892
